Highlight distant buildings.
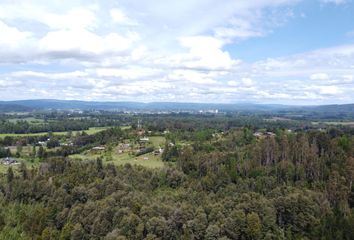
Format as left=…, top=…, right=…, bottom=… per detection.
left=253, top=131, right=276, bottom=139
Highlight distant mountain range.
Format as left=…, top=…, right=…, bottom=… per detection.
left=0, top=99, right=353, bottom=115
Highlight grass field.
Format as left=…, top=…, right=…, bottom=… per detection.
left=0, top=164, right=9, bottom=174
left=149, top=136, right=166, bottom=148
left=70, top=151, right=164, bottom=168
left=0, top=127, right=109, bottom=138
left=0, top=157, right=41, bottom=174
left=69, top=136, right=166, bottom=169
left=111, top=151, right=164, bottom=168
left=8, top=117, right=45, bottom=124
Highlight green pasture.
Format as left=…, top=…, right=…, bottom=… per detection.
left=0, top=127, right=109, bottom=138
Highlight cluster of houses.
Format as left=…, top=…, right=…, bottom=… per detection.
left=38, top=138, right=73, bottom=147
left=88, top=122, right=165, bottom=160
left=0, top=157, right=20, bottom=166
left=253, top=129, right=293, bottom=139
left=253, top=131, right=276, bottom=138
left=117, top=143, right=131, bottom=154
left=38, top=139, right=50, bottom=146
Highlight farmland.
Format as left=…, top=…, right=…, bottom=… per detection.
left=0, top=127, right=109, bottom=138
left=69, top=135, right=166, bottom=168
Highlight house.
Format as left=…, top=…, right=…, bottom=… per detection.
left=117, top=143, right=130, bottom=154
left=139, top=137, right=149, bottom=142
left=1, top=157, right=20, bottom=165
left=91, top=146, right=105, bottom=153
left=253, top=132, right=263, bottom=138
left=137, top=129, right=146, bottom=136
left=60, top=142, right=73, bottom=147
left=265, top=132, right=276, bottom=137
left=118, top=143, right=130, bottom=149
left=38, top=141, right=46, bottom=146
left=154, top=148, right=164, bottom=155
left=92, top=146, right=106, bottom=150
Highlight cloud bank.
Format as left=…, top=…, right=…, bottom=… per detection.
left=0, top=0, right=353, bottom=104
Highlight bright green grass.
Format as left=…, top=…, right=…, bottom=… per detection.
left=0, top=164, right=9, bottom=174
left=0, top=127, right=109, bottom=138
left=8, top=117, right=45, bottom=124
left=149, top=136, right=166, bottom=148
left=112, top=152, right=164, bottom=168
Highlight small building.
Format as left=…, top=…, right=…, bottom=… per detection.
left=154, top=148, right=164, bottom=155
left=60, top=142, right=73, bottom=147
left=137, top=129, right=146, bottom=136
left=265, top=132, right=276, bottom=137
left=1, top=157, right=20, bottom=165
left=92, top=146, right=105, bottom=150
left=253, top=132, right=263, bottom=138
left=38, top=141, right=46, bottom=146
left=91, top=146, right=105, bottom=153
left=118, top=143, right=130, bottom=150
left=139, top=137, right=149, bottom=142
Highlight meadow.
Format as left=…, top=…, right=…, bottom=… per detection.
left=0, top=127, right=109, bottom=138
left=69, top=135, right=166, bottom=169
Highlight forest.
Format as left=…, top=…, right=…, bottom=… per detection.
left=0, top=113, right=353, bottom=239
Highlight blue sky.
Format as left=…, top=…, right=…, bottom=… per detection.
left=0, top=0, right=353, bottom=104
left=227, top=1, right=354, bottom=61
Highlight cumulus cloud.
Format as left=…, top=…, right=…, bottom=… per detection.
left=39, top=30, right=139, bottom=56
left=0, top=0, right=353, bottom=104
left=0, top=21, right=32, bottom=49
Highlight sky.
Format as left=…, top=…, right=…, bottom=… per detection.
left=0, top=0, right=354, bottom=105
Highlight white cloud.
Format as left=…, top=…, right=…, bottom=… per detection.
left=95, top=67, right=161, bottom=80
left=168, top=69, right=219, bottom=85
left=0, top=20, right=32, bottom=49
left=318, top=86, right=339, bottom=95
left=227, top=80, right=238, bottom=86
left=241, top=78, right=253, bottom=87
left=320, top=0, right=347, bottom=5
left=11, top=70, right=89, bottom=79
left=0, top=0, right=353, bottom=104
left=342, top=75, right=353, bottom=82
left=110, top=8, right=137, bottom=25
left=39, top=30, right=138, bottom=55
left=171, top=36, right=238, bottom=70
left=310, top=73, right=330, bottom=80
left=0, top=80, right=22, bottom=87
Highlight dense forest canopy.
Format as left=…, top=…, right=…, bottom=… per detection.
left=0, top=112, right=353, bottom=239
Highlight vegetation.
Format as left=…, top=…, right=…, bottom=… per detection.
left=0, top=112, right=353, bottom=239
